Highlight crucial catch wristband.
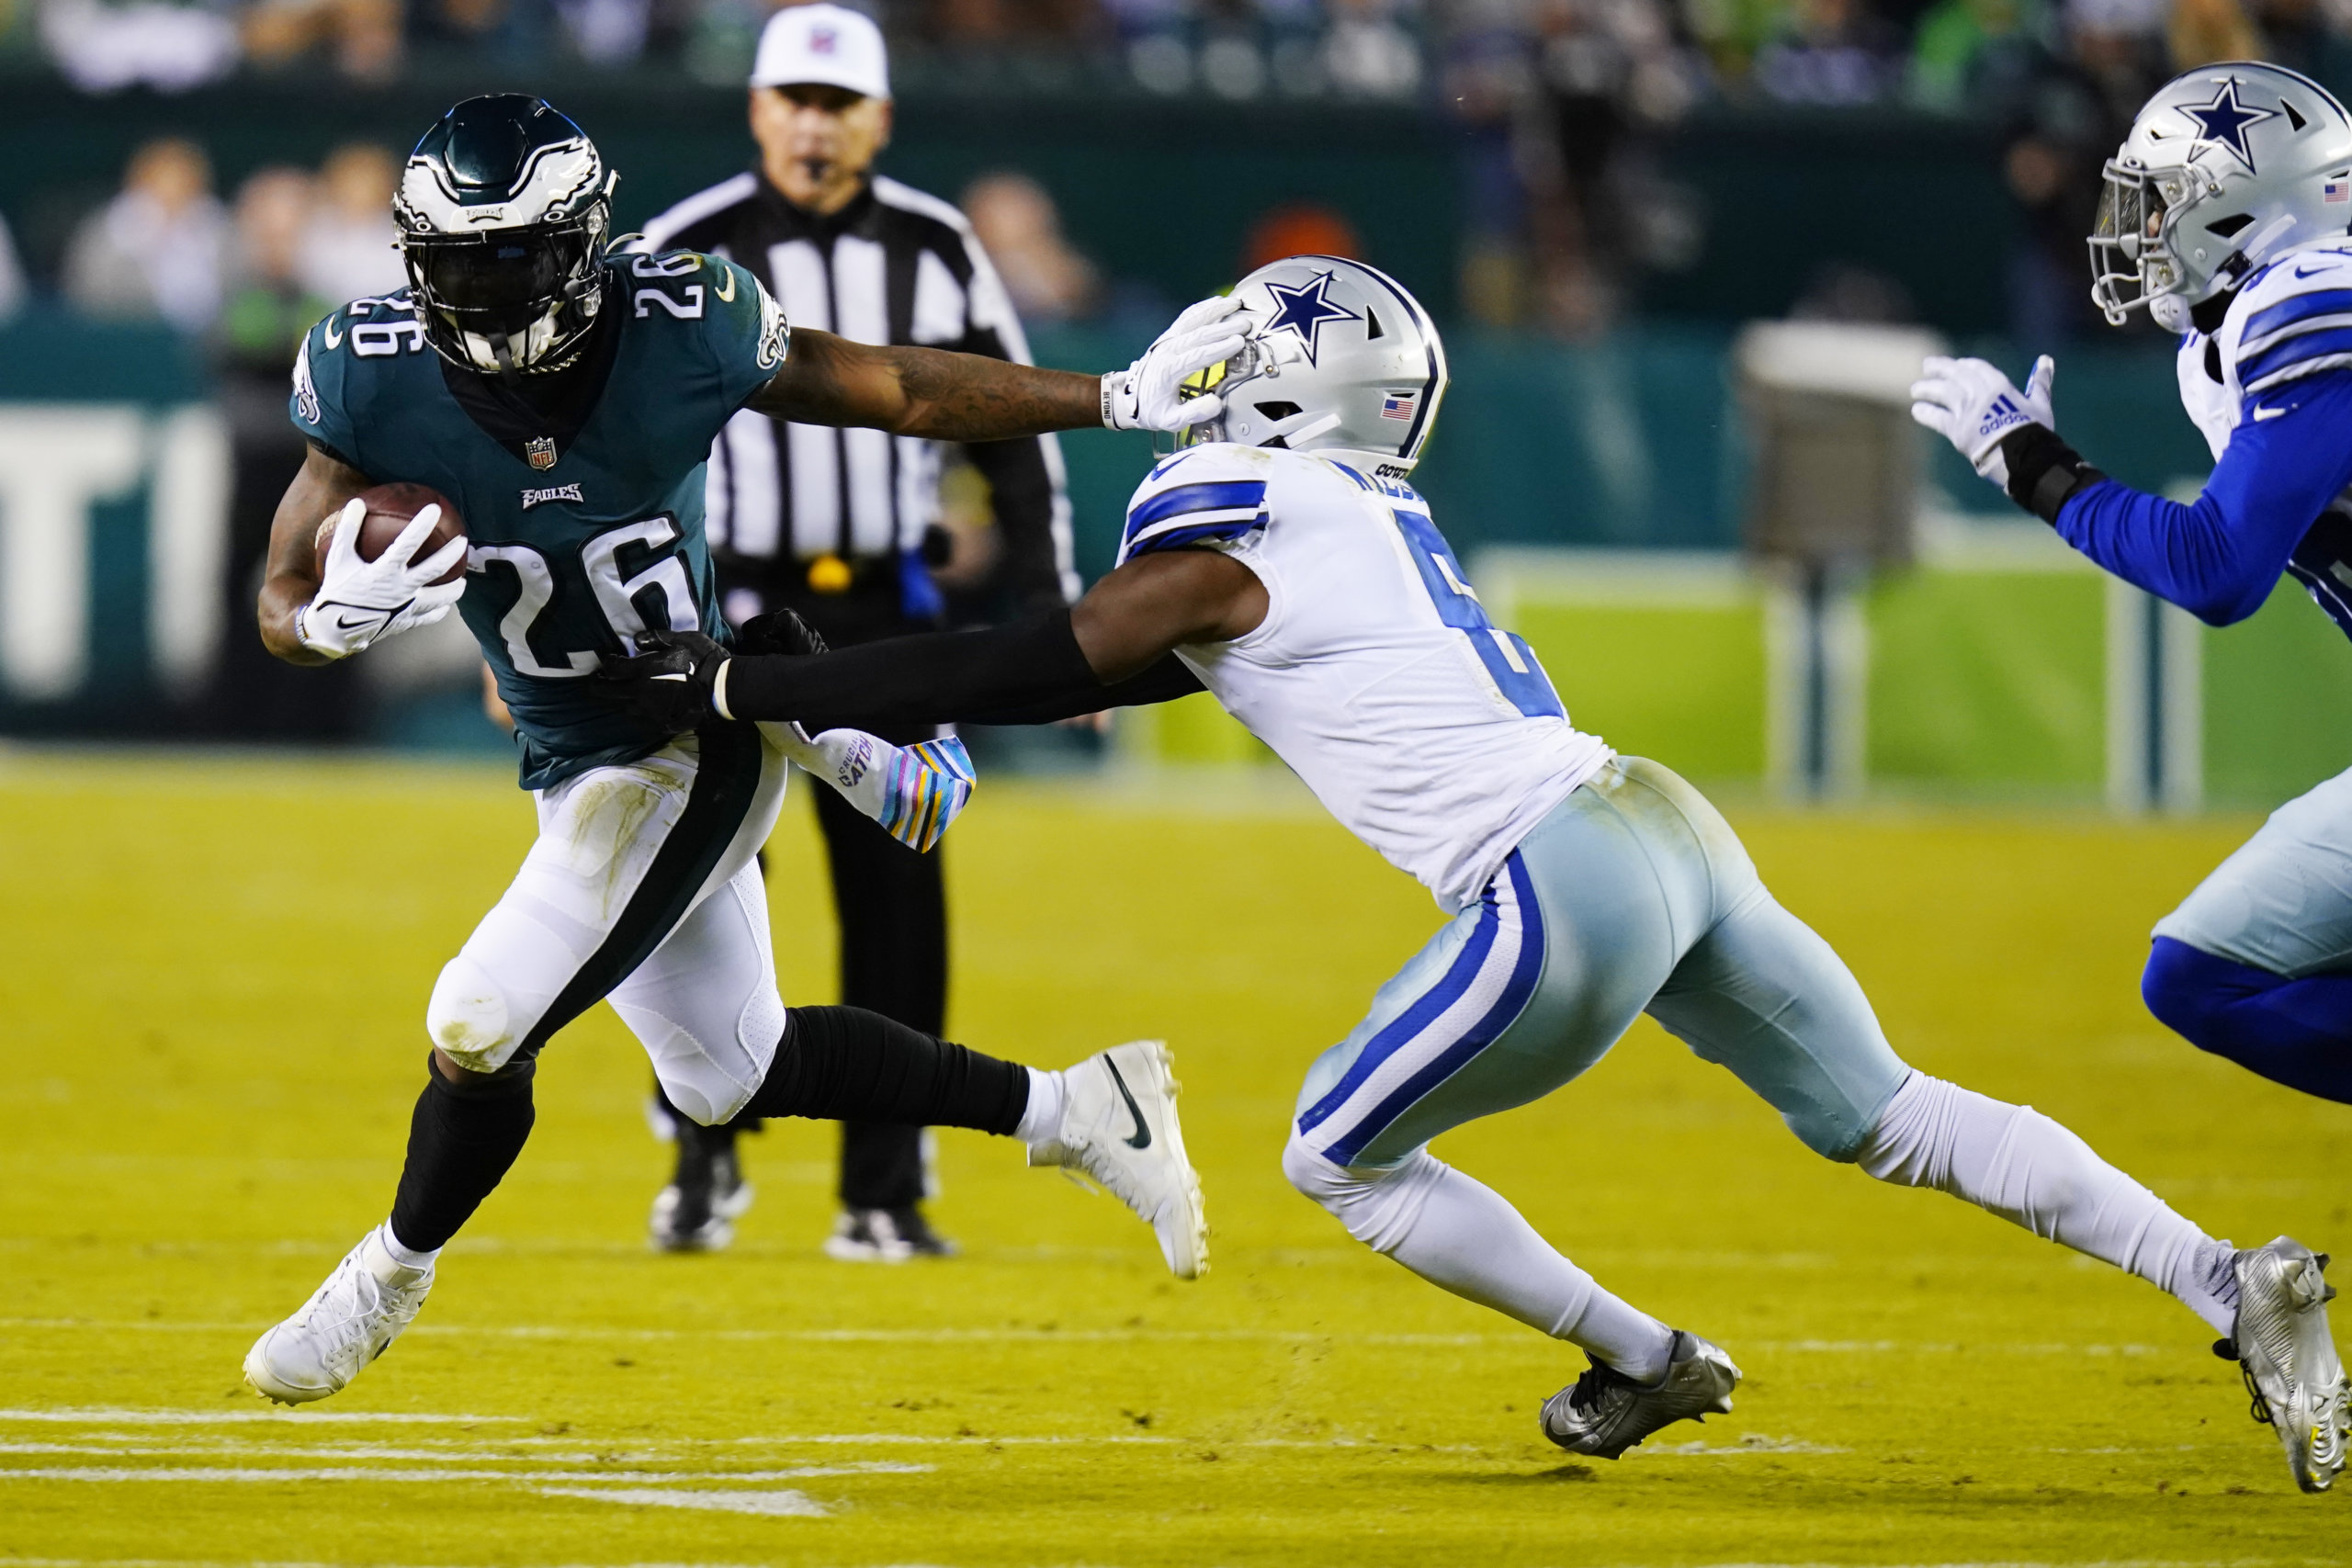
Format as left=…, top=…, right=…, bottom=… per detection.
left=1997, top=425, right=2106, bottom=525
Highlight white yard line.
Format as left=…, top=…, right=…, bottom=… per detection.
left=0, top=1407, right=520, bottom=1424
left=0, top=1463, right=926, bottom=1483
left=532, top=1486, right=830, bottom=1516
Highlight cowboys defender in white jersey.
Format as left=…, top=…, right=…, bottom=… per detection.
left=603, top=256, right=2347, bottom=1488
left=1917, top=62, right=2352, bottom=1125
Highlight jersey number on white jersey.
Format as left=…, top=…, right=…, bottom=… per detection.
left=1389, top=508, right=1566, bottom=720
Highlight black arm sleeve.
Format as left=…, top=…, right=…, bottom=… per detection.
left=956, top=651, right=1204, bottom=726
left=726, top=607, right=1117, bottom=729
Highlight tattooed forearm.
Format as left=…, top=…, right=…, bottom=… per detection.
left=752, top=329, right=1102, bottom=439
left=890, top=348, right=1101, bottom=439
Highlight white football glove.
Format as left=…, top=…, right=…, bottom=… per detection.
left=295, top=497, right=469, bottom=660
left=1102, top=294, right=1249, bottom=432
left=1909, top=355, right=2056, bottom=489
left=770, top=725, right=977, bottom=852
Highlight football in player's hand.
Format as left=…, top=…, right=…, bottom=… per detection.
left=316, top=483, right=468, bottom=585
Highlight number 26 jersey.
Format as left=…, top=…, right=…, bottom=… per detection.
left=289, top=250, right=790, bottom=789
left=1119, top=444, right=1611, bottom=911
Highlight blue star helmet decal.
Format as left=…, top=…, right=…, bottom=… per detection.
left=1261, top=271, right=1360, bottom=365
left=2177, top=77, right=2279, bottom=173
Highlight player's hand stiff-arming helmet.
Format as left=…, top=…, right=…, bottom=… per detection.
left=395, top=95, right=617, bottom=375
left=2091, top=62, right=2352, bottom=331
left=1176, top=256, right=1449, bottom=476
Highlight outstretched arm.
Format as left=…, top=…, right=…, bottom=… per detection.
left=1913, top=355, right=2352, bottom=625
left=747, top=294, right=1249, bottom=442
left=257, top=444, right=375, bottom=665
left=723, top=547, right=1267, bottom=723
left=597, top=548, right=1267, bottom=734
left=2050, top=374, right=2352, bottom=625
left=750, top=328, right=1104, bottom=441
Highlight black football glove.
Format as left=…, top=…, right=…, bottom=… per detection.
left=735, top=607, right=828, bottom=658
left=594, top=627, right=729, bottom=735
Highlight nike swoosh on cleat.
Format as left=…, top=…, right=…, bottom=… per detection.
left=1102, top=1058, right=1152, bottom=1150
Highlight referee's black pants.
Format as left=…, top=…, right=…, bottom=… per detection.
left=650, top=773, right=945, bottom=1213
left=809, top=770, right=946, bottom=1211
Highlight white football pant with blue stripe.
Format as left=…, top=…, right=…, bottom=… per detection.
left=1283, top=757, right=2242, bottom=1368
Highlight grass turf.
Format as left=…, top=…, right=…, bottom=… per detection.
left=0, top=750, right=2346, bottom=1566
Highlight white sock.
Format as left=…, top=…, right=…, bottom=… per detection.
left=369, top=1223, right=440, bottom=1282
left=1014, top=1066, right=1068, bottom=1145
left=1857, top=1073, right=2237, bottom=1335
left=1286, top=1143, right=1675, bottom=1380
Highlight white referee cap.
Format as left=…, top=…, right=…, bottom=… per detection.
left=752, top=4, right=891, bottom=100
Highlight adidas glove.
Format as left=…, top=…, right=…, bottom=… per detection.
left=1909, top=355, right=2056, bottom=489
left=1910, top=354, right=2104, bottom=524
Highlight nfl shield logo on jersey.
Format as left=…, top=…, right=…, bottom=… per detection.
left=526, top=436, right=559, bottom=470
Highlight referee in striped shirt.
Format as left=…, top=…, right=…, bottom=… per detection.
left=636, top=4, right=1076, bottom=1261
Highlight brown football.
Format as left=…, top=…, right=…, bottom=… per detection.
left=315, top=482, right=468, bottom=586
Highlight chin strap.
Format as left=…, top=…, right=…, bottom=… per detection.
left=489, top=332, right=523, bottom=389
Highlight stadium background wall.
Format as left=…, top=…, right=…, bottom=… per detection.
left=0, top=78, right=2018, bottom=333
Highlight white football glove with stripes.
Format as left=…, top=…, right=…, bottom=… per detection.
left=296, top=497, right=469, bottom=660
left=770, top=727, right=976, bottom=853
left=1103, top=295, right=1249, bottom=432
left=1909, top=355, right=2056, bottom=490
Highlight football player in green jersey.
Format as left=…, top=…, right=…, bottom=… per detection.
left=241, top=96, right=1228, bottom=1405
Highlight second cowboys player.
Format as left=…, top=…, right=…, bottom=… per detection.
left=240, top=94, right=1231, bottom=1403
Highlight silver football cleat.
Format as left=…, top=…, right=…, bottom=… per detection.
left=1540, top=1329, right=1741, bottom=1459
left=2220, top=1236, right=2351, bottom=1494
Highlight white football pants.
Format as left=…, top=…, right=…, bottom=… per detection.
left=426, top=722, right=789, bottom=1124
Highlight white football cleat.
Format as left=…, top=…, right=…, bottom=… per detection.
left=1027, top=1040, right=1207, bottom=1280
left=243, top=1225, right=433, bottom=1405
left=2222, top=1236, right=2350, bottom=1493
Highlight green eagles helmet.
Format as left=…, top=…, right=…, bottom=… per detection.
left=395, top=94, right=617, bottom=375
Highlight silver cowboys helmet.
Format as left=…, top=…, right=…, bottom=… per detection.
left=395, top=94, right=617, bottom=375
left=2092, top=61, right=2352, bottom=331
left=1178, top=255, right=1449, bottom=475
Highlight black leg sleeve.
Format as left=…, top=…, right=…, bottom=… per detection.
left=388, top=1055, right=537, bottom=1253
left=815, top=782, right=945, bottom=1209
left=740, top=1006, right=1028, bottom=1135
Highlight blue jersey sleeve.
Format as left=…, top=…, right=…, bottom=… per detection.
left=2052, top=368, right=2352, bottom=626
left=1116, top=446, right=1272, bottom=564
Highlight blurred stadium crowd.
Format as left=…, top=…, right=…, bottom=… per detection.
left=2, top=0, right=2349, bottom=341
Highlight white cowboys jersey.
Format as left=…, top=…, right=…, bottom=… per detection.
left=2176, top=240, right=2352, bottom=460
left=1118, top=444, right=1611, bottom=910
left=2175, top=240, right=2352, bottom=638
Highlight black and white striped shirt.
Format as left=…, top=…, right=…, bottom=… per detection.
left=639, top=171, right=1078, bottom=626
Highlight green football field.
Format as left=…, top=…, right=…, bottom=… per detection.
left=2, top=751, right=2346, bottom=1566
